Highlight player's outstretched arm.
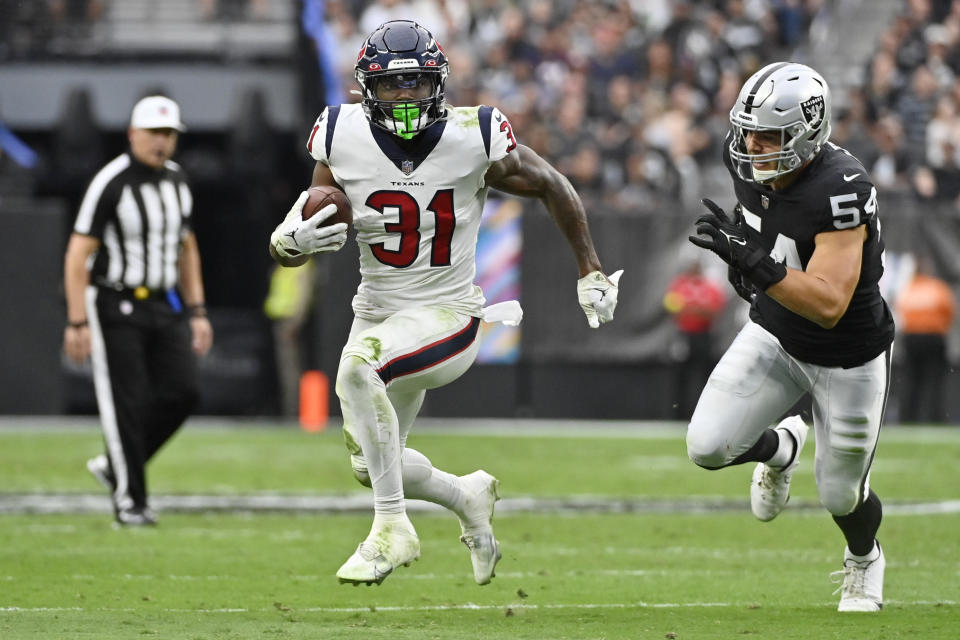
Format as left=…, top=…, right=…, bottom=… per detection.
left=485, top=145, right=622, bottom=328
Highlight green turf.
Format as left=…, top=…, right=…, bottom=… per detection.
left=1, top=420, right=958, bottom=639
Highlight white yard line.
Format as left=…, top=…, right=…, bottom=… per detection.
left=2, top=493, right=959, bottom=516
left=3, top=416, right=960, bottom=443
left=2, top=599, right=956, bottom=614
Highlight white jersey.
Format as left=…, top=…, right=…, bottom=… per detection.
left=307, top=103, right=518, bottom=321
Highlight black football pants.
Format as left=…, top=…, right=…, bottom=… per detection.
left=87, top=286, right=199, bottom=511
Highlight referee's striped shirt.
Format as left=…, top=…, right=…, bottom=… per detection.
left=74, top=152, right=193, bottom=291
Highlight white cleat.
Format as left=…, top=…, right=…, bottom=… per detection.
left=458, top=470, right=502, bottom=585
left=750, top=415, right=809, bottom=522
left=336, top=519, right=420, bottom=586
left=832, top=543, right=885, bottom=612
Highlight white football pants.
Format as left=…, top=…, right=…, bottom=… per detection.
left=686, top=320, right=891, bottom=516
left=336, top=306, right=481, bottom=514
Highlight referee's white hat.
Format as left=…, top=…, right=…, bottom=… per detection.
left=130, top=96, right=187, bottom=132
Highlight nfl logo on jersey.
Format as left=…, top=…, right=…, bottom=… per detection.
left=401, top=160, right=414, bottom=175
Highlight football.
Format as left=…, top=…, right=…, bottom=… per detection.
left=303, top=185, right=352, bottom=226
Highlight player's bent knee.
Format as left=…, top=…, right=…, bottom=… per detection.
left=350, top=455, right=372, bottom=487
left=336, top=355, right=374, bottom=399
left=401, top=448, right=433, bottom=485
left=352, top=468, right=372, bottom=487
left=686, top=429, right=729, bottom=470
left=819, top=483, right=860, bottom=516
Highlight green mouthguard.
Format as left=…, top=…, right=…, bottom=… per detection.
left=391, top=104, right=421, bottom=140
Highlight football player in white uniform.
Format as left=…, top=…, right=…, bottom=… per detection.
left=269, top=20, right=622, bottom=587
left=687, top=62, right=893, bottom=611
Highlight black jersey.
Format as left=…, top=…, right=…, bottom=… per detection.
left=722, top=135, right=895, bottom=367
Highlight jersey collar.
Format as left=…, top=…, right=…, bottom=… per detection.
left=369, top=119, right=447, bottom=175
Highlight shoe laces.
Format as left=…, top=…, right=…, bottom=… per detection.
left=830, top=560, right=869, bottom=598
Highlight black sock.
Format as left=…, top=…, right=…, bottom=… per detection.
left=727, top=429, right=780, bottom=467
left=833, top=489, right=883, bottom=556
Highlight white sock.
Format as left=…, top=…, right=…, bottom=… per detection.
left=847, top=542, right=880, bottom=563
left=766, top=428, right=796, bottom=469
left=401, top=448, right=467, bottom=519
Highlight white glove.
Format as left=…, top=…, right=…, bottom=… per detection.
left=577, top=269, right=623, bottom=328
left=270, top=191, right=349, bottom=258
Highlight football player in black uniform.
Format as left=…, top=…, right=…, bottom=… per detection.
left=687, top=62, right=894, bottom=612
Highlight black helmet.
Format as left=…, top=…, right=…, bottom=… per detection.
left=355, top=20, right=449, bottom=139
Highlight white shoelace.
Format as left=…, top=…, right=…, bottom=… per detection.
left=830, top=562, right=867, bottom=598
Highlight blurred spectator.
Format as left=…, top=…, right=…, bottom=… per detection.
left=895, top=255, right=956, bottom=423
left=925, top=93, right=960, bottom=168
left=608, top=142, right=681, bottom=213
left=830, top=88, right=874, bottom=162
left=864, top=47, right=905, bottom=121
left=663, top=259, right=727, bottom=420
left=923, top=23, right=956, bottom=90
left=897, top=64, right=940, bottom=163
left=720, top=0, right=770, bottom=71
left=862, top=114, right=912, bottom=191
left=896, top=0, right=934, bottom=72
left=772, top=0, right=813, bottom=47
left=357, top=0, right=469, bottom=43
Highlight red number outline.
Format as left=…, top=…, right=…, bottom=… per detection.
left=365, top=189, right=456, bottom=268
left=500, top=120, right=517, bottom=153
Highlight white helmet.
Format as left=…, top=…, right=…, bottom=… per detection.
left=728, top=62, right=832, bottom=183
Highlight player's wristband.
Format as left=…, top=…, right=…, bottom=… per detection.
left=739, top=247, right=787, bottom=291
left=188, top=304, right=207, bottom=318
left=67, top=320, right=88, bottom=329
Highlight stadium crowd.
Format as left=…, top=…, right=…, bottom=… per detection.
left=319, top=0, right=960, bottom=223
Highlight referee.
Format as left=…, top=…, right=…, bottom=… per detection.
left=63, top=95, right=213, bottom=526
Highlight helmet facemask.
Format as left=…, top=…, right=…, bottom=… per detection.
left=357, top=68, right=448, bottom=140
left=729, top=120, right=809, bottom=184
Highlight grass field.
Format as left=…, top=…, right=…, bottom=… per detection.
left=1, top=418, right=958, bottom=639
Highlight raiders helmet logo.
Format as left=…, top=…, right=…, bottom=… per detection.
left=801, top=95, right=825, bottom=129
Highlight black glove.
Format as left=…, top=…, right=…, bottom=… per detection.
left=728, top=264, right=755, bottom=302
left=689, top=198, right=787, bottom=292
left=723, top=204, right=756, bottom=303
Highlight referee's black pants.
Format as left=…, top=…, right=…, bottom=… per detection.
left=88, top=286, right=199, bottom=511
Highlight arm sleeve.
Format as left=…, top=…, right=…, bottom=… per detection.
left=813, top=176, right=877, bottom=235
left=178, top=179, right=194, bottom=236
left=73, top=173, right=116, bottom=239
left=483, top=106, right=518, bottom=163
left=305, top=107, right=334, bottom=165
